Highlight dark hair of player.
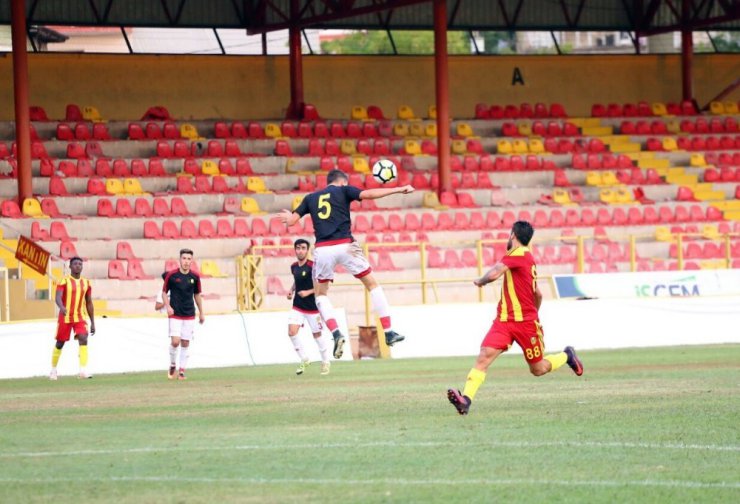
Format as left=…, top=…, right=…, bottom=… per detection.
left=511, top=221, right=535, bottom=246
left=179, top=248, right=194, bottom=257
left=294, top=238, right=310, bottom=249
left=69, top=257, right=83, bottom=265
left=327, top=169, right=349, bottom=184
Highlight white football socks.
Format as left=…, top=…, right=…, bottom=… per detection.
left=179, top=346, right=189, bottom=370
left=169, top=345, right=177, bottom=366
left=315, top=295, right=339, bottom=332
left=315, top=335, right=331, bottom=363
left=370, top=286, right=392, bottom=331
left=290, top=335, right=308, bottom=361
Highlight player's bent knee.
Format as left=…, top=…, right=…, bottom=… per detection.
left=529, top=362, right=549, bottom=376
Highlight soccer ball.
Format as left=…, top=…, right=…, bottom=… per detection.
left=372, top=159, right=397, bottom=184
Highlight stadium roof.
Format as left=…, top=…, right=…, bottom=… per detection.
left=0, top=0, right=738, bottom=34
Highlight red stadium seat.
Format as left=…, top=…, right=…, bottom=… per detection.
left=115, top=198, right=134, bottom=218
left=50, top=221, right=72, bottom=241
left=180, top=219, right=197, bottom=239
left=108, top=260, right=127, bottom=279
left=86, top=178, right=106, bottom=195
left=171, top=197, right=191, bottom=216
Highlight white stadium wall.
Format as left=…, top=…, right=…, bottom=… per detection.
left=1, top=297, right=739, bottom=379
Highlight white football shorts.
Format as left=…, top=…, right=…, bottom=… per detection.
left=287, top=309, right=323, bottom=334
left=312, top=241, right=371, bottom=283
left=169, top=318, right=196, bottom=340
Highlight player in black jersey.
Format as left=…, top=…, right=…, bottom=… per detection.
left=279, top=169, right=414, bottom=359
left=287, top=239, right=332, bottom=375
left=162, top=248, right=205, bottom=380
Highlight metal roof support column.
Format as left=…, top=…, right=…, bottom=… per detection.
left=680, top=0, right=693, bottom=102
left=11, top=0, right=32, bottom=204
left=433, top=0, right=451, bottom=195
left=286, top=26, right=305, bottom=119
left=681, top=30, right=693, bottom=101
left=286, top=0, right=305, bottom=119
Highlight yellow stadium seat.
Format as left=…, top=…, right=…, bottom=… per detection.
left=517, top=122, right=532, bottom=136
left=180, top=123, right=200, bottom=140
left=353, top=157, right=370, bottom=173
left=422, top=191, right=446, bottom=210
left=709, top=101, right=725, bottom=115
left=397, top=105, right=416, bottom=120
left=456, top=122, right=474, bottom=138
left=404, top=140, right=422, bottom=156
left=512, top=139, right=528, bottom=154
left=662, top=137, right=678, bottom=151
left=264, top=123, right=282, bottom=139
left=82, top=105, right=103, bottom=122
left=105, top=179, right=124, bottom=195
left=528, top=138, right=544, bottom=154
left=246, top=176, right=269, bottom=193
left=22, top=198, right=48, bottom=218
left=241, top=197, right=265, bottom=214
left=689, top=153, right=706, bottom=167
left=393, top=123, right=409, bottom=137
left=655, top=226, right=672, bottom=242
left=424, top=123, right=437, bottom=137
left=602, top=171, right=619, bottom=186
left=340, top=139, right=357, bottom=156
left=427, top=105, right=437, bottom=119
left=351, top=106, right=368, bottom=120
left=409, top=122, right=425, bottom=137
left=201, top=160, right=220, bottom=175
left=123, top=178, right=145, bottom=195
left=200, top=260, right=228, bottom=278
left=586, top=171, right=601, bottom=186
left=451, top=139, right=467, bottom=155
left=614, top=187, right=633, bottom=204
left=552, top=188, right=573, bottom=205
left=599, top=188, right=616, bottom=204
left=497, top=140, right=513, bottom=155
left=702, top=225, right=720, bottom=241
left=666, top=120, right=681, bottom=134
left=652, top=102, right=668, bottom=116
left=723, top=101, right=739, bottom=114
left=291, top=195, right=303, bottom=211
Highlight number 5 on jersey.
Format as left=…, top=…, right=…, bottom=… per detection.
left=318, top=193, right=332, bottom=219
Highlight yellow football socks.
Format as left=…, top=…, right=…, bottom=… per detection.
left=544, top=351, right=568, bottom=372
left=462, top=368, right=486, bottom=400
left=51, top=347, right=62, bottom=367
left=79, top=345, right=88, bottom=367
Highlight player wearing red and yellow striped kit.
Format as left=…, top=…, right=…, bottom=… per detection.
left=447, top=221, right=583, bottom=415
left=49, top=257, right=96, bottom=380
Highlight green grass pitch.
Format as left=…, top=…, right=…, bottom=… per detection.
left=0, top=345, right=738, bottom=503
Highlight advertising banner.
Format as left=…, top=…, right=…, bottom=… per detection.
left=553, top=269, right=740, bottom=299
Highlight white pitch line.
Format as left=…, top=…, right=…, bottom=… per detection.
left=0, top=476, right=736, bottom=490
left=0, top=439, right=738, bottom=459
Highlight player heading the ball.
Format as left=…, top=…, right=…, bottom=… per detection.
left=279, top=169, right=414, bottom=359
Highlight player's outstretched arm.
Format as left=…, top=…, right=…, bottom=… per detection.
left=474, top=262, right=509, bottom=287
left=534, top=285, right=543, bottom=310
left=278, top=209, right=301, bottom=227
left=359, top=185, right=414, bottom=200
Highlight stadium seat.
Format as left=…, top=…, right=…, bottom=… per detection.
left=241, top=197, right=264, bottom=215
left=21, top=198, right=46, bottom=218
left=115, top=198, right=134, bottom=218
left=105, top=179, right=124, bottom=195
left=50, top=221, right=72, bottom=241
left=143, top=221, right=162, bottom=239
left=169, top=197, right=190, bottom=217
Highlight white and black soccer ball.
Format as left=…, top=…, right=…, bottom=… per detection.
left=371, top=159, right=398, bottom=184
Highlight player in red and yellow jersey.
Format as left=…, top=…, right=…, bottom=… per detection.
left=447, top=221, right=583, bottom=415
left=49, top=257, right=96, bottom=380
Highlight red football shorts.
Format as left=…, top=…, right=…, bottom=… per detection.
left=481, top=318, right=545, bottom=363
left=56, top=320, right=88, bottom=342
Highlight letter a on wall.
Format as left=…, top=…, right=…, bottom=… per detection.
left=512, top=67, right=524, bottom=86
